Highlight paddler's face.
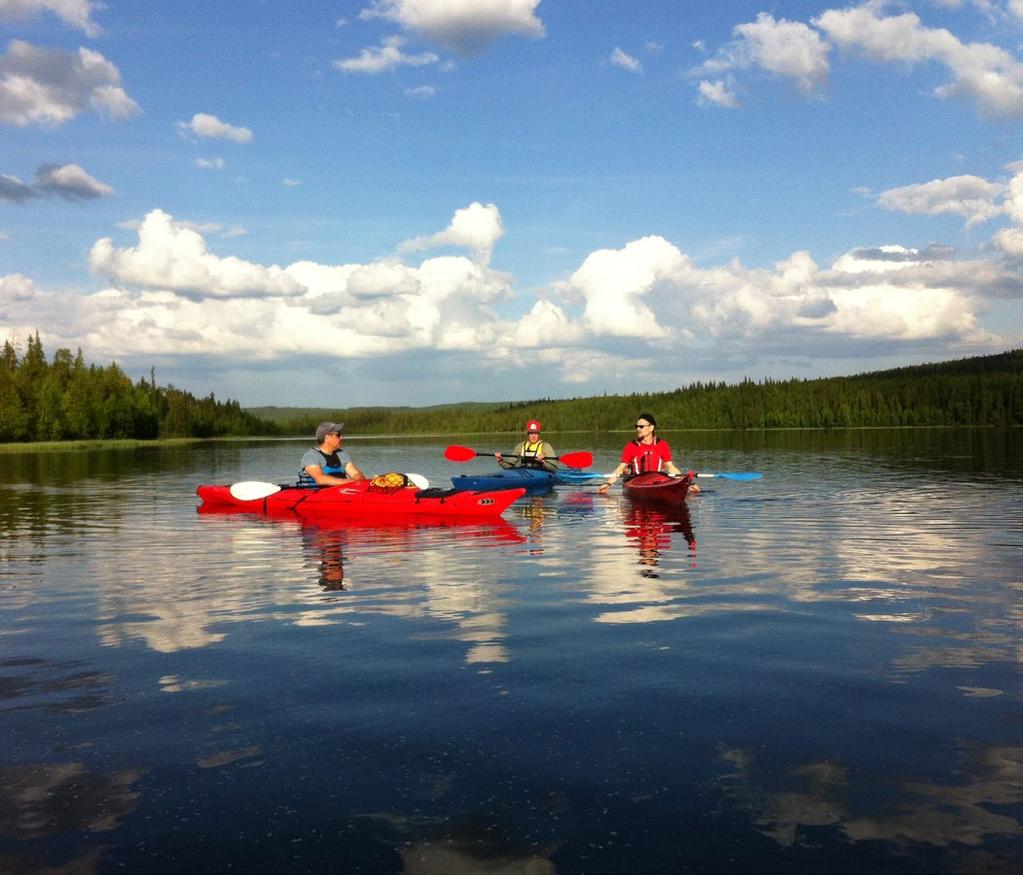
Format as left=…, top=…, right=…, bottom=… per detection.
left=635, top=421, right=653, bottom=440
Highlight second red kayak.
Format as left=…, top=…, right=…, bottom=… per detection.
left=622, top=471, right=694, bottom=504
left=197, top=481, right=525, bottom=517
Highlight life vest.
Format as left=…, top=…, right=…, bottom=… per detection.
left=298, top=448, right=346, bottom=486
left=520, top=439, right=546, bottom=467
left=629, top=437, right=665, bottom=475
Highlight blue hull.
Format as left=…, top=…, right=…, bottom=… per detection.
left=451, top=468, right=556, bottom=492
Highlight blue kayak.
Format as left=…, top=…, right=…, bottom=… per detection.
left=554, top=469, right=605, bottom=485
left=451, top=468, right=557, bottom=492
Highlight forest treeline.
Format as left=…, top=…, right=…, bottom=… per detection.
left=257, top=348, right=1022, bottom=436
left=2, top=335, right=1020, bottom=443
left=0, top=335, right=276, bottom=442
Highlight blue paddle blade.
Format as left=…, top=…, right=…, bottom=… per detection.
left=715, top=472, right=762, bottom=481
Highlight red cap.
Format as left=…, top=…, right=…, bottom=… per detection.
left=525, top=419, right=541, bottom=432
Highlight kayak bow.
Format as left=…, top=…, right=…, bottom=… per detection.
left=622, top=471, right=693, bottom=504
left=451, top=468, right=557, bottom=492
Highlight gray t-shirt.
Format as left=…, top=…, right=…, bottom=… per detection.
left=299, top=447, right=351, bottom=484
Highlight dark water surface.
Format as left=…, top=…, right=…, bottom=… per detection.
left=2, top=429, right=1021, bottom=874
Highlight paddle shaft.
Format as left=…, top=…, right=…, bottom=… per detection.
left=445, top=444, right=591, bottom=467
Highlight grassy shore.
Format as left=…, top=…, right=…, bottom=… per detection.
left=0, top=437, right=210, bottom=453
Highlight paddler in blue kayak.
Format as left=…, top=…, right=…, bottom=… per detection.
left=495, top=419, right=559, bottom=472
left=299, top=421, right=366, bottom=486
left=598, top=413, right=699, bottom=494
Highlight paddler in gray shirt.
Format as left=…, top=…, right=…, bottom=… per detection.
left=299, top=422, right=366, bottom=486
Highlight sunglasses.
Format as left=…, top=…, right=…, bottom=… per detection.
left=635, top=423, right=651, bottom=429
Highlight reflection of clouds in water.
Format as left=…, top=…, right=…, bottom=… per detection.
left=595, top=601, right=776, bottom=625
left=196, top=745, right=264, bottom=769
left=0, top=657, right=114, bottom=715
left=97, top=518, right=302, bottom=653
left=159, top=674, right=225, bottom=693
left=718, top=744, right=1023, bottom=853
left=401, top=839, right=556, bottom=874
left=413, top=547, right=514, bottom=665
left=584, top=484, right=1023, bottom=682
left=0, top=762, right=142, bottom=840
left=95, top=512, right=521, bottom=666
left=363, top=811, right=557, bottom=875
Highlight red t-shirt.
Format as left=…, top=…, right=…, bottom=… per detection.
left=621, top=438, right=672, bottom=474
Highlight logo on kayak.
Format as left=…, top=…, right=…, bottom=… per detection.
left=478, top=498, right=495, bottom=505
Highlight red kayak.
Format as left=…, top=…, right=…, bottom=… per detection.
left=197, top=481, right=525, bottom=517
left=622, top=471, right=694, bottom=504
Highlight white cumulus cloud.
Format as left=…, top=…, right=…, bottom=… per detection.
left=0, top=40, right=139, bottom=126
left=876, top=174, right=1007, bottom=227
left=334, top=35, right=438, bottom=74
left=399, top=202, right=505, bottom=265
left=698, top=79, right=740, bottom=108
left=0, top=173, right=37, bottom=203
left=360, top=0, right=545, bottom=56
left=34, top=163, right=113, bottom=199
left=1, top=162, right=112, bottom=201
left=0, top=0, right=102, bottom=37
left=568, top=236, right=685, bottom=338
left=89, top=209, right=304, bottom=299
left=175, top=113, right=253, bottom=143
left=3, top=200, right=1012, bottom=398
left=695, top=12, right=829, bottom=96
left=815, top=2, right=1023, bottom=117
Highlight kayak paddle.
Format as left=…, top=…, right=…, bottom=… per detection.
left=230, top=481, right=282, bottom=500
left=596, top=471, right=761, bottom=481
left=228, top=473, right=429, bottom=501
left=444, top=445, right=593, bottom=468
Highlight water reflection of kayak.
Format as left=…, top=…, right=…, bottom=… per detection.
left=198, top=501, right=526, bottom=544
left=622, top=471, right=693, bottom=504
left=197, top=482, right=525, bottom=517
left=451, top=468, right=556, bottom=492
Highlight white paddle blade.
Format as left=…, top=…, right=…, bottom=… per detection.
left=230, top=481, right=282, bottom=501
left=407, top=473, right=429, bottom=489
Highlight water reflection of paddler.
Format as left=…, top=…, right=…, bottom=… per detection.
left=302, top=526, right=347, bottom=591
left=622, top=502, right=696, bottom=576
left=521, top=493, right=552, bottom=552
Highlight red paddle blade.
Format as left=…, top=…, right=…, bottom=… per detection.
left=444, top=445, right=478, bottom=462
left=559, top=451, right=593, bottom=468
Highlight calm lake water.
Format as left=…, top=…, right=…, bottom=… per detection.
left=2, top=429, right=1021, bottom=874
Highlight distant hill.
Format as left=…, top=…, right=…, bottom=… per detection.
left=248, top=400, right=510, bottom=424
left=246, top=349, right=1022, bottom=434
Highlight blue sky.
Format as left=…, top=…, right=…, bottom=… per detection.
left=2, top=0, right=1023, bottom=407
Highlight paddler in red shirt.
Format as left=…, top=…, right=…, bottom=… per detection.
left=598, top=413, right=700, bottom=494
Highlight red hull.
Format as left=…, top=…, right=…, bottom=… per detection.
left=197, top=482, right=525, bottom=517
left=622, top=471, right=692, bottom=504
